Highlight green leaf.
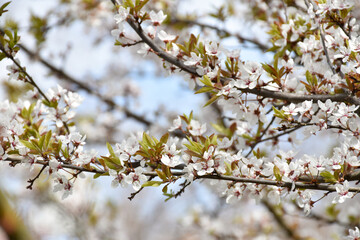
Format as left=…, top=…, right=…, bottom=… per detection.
left=44, top=130, right=52, bottom=150
left=123, top=0, right=134, bottom=8
left=189, top=111, right=193, bottom=122
left=273, top=165, right=282, bottom=182
left=204, top=95, right=219, bottom=107
left=93, top=173, right=103, bottom=179
left=262, top=63, right=277, bottom=77
left=19, top=139, right=37, bottom=150
left=305, top=70, right=313, bottom=85
left=142, top=181, right=163, bottom=187
left=107, top=142, right=116, bottom=158
left=160, top=132, right=169, bottom=145
left=156, top=169, right=168, bottom=181
left=162, top=184, right=168, bottom=193
left=211, top=122, right=232, bottom=138
left=134, top=0, right=149, bottom=12
left=103, top=157, right=121, bottom=170
left=200, top=75, right=213, bottom=87
left=142, top=132, right=154, bottom=148
left=195, top=86, right=214, bottom=94
left=320, top=171, right=337, bottom=183
left=0, top=2, right=11, bottom=16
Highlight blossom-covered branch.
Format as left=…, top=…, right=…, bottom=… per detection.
left=5, top=157, right=360, bottom=193
left=124, top=16, right=360, bottom=106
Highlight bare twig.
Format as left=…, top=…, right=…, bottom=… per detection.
left=245, top=116, right=276, bottom=158
left=26, top=165, right=47, bottom=190
left=319, top=27, right=337, bottom=75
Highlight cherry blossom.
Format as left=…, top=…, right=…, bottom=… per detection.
left=114, top=6, right=129, bottom=24
left=158, top=30, right=176, bottom=43
left=189, top=120, right=206, bottom=136
left=125, top=167, right=148, bottom=191
left=332, top=181, right=353, bottom=204
left=149, top=10, right=167, bottom=26
left=347, top=227, right=360, bottom=240
left=184, top=52, right=202, bottom=66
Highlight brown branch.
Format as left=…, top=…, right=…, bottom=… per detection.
left=169, top=18, right=269, bottom=51
left=0, top=37, right=71, bottom=133
left=4, top=157, right=360, bottom=193
left=262, top=200, right=301, bottom=240
left=245, top=116, right=276, bottom=158
left=173, top=180, right=191, bottom=199
left=26, top=164, right=47, bottom=190
left=125, top=16, right=360, bottom=106
left=0, top=42, right=49, bottom=103
left=128, top=176, right=155, bottom=200
left=16, top=41, right=152, bottom=127
left=319, top=27, right=337, bottom=75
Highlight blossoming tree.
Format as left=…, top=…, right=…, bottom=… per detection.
left=1, top=0, right=360, bottom=239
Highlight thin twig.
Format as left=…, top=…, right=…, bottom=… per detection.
left=319, top=26, right=337, bottom=75
left=245, top=116, right=276, bottom=158
left=0, top=44, right=49, bottom=102
left=26, top=165, right=47, bottom=190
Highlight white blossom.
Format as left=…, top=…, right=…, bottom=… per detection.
left=149, top=10, right=167, bottom=26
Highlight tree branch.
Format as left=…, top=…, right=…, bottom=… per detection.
left=4, top=157, right=360, bottom=193
left=262, top=200, right=301, bottom=240
left=15, top=41, right=152, bottom=127
left=169, top=18, right=269, bottom=51
left=125, top=17, right=360, bottom=106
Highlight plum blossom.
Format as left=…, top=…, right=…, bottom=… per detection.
left=0, top=145, right=8, bottom=161
left=296, top=190, right=314, bottom=215
left=137, top=43, right=151, bottom=57
left=318, top=99, right=336, bottom=114
left=332, top=180, right=353, bottom=204
left=114, top=6, right=129, bottom=24
left=149, top=10, right=167, bottom=26
left=234, top=76, right=257, bottom=89
left=242, top=61, right=263, bottom=76
left=109, top=169, right=128, bottom=188
left=334, top=46, right=351, bottom=62
left=224, top=49, right=240, bottom=59
left=282, top=103, right=299, bottom=116
left=158, top=30, right=176, bottom=43
left=226, top=184, right=243, bottom=204
left=111, top=23, right=125, bottom=41
left=6, top=60, right=21, bottom=81
left=169, top=116, right=182, bottom=132
left=193, top=159, right=214, bottom=176
left=64, top=91, right=83, bottom=108
left=125, top=167, right=148, bottom=191
left=205, top=41, right=219, bottom=56
left=53, top=174, right=73, bottom=199
left=161, top=143, right=181, bottom=167
left=189, top=120, right=206, bottom=136
left=168, top=43, right=180, bottom=57
left=184, top=52, right=202, bottom=66
left=144, top=25, right=156, bottom=39
left=347, top=227, right=360, bottom=240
